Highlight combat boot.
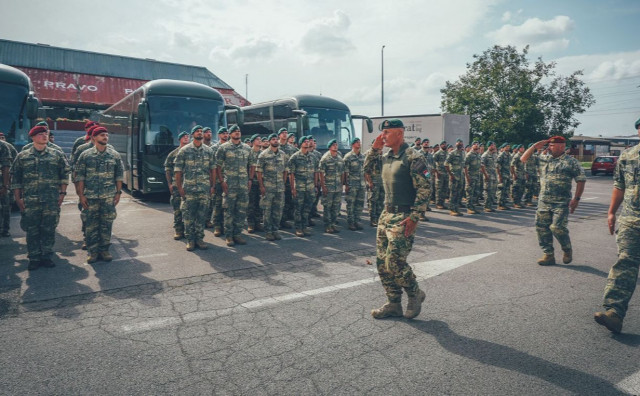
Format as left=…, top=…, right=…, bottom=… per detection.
left=173, top=231, right=184, bottom=240
left=525, top=202, right=536, bottom=207
left=186, top=241, right=196, bottom=251
left=295, top=229, right=305, bottom=237
left=279, top=221, right=292, bottom=229
left=325, top=226, right=335, bottom=234
left=40, top=257, right=55, bottom=268
left=513, top=204, right=523, bottom=209
left=247, top=225, right=255, bottom=234
left=562, top=249, right=573, bottom=264
left=86, top=253, right=99, bottom=264
left=497, top=206, right=508, bottom=210
left=196, top=240, right=208, bottom=250
left=214, top=227, right=223, bottom=237
left=81, top=241, right=87, bottom=250
left=205, top=221, right=214, bottom=228
left=225, top=237, right=235, bottom=247
left=233, top=235, right=247, bottom=245
left=594, top=310, right=623, bottom=334
left=348, top=224, right=357, bottom=231
left=331, top=225, right=340, bottom=233
left=28, top=260, right=40, bottom=271
left=273, top=232, right=282, bottom=240
left=99, top=251, right=113, bottom=262
left=537, top=253, right=555, bottom=266
left=450, top=211, right=463, bottom=217
left=484, top=208, right=494, bottom=213
left=436, top=205, right=445, bottom=210
left=467, top=209, right=478, bottom=214
left=265, top=233, right=276, bottom=241
left=355, top=223, right=364, bottom=230
left=303, top=228, right=313, bottom=236
left=371, top=302, right=403, bottom=319
left=404, top=289, right=426, bottom=319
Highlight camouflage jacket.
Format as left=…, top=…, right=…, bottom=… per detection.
left=363, top=147, right=383, bottom=184
left=343, top=150, right=365, bottom=188
left=510, top=152, right=526, bottom=179
left=257, top=148, right=287, bottom=193
left=280, top=143, right=298, bottom=160
left=288, top=150, right=317, bottom=192
left=75, top=146, right=124, bottom=199
left=248, top=149, right=262, bottom=181
left=496, top=151, right=511, bottom=176
left=174, top=142, right=215, bottom=195
left=420, top=149, right=435, bottom=170
left=464, top=151, right=482, bottom=176
left=539, top=153, right=586, bottom=204
left=481, top=151, right=498, bottom=178
left=614, top=144, right=640, bottom=228
left=320, top=151, right=345, bottom=192
left=22, top=141, right=65, bottom=155
left=216, top=141, right=251, bottom=189
left=433, top=149, right=447, bottom=173
left=525, top=154, right=539, bottom=177
left=445, top=149, right=465, bottom=179
left=0, top=140, right=15, bottom=169
left=11, top=146, right=70, bottom=203
left=71, top=135, right=87, bottom=157
left=164, top=146, right=182, bottom=187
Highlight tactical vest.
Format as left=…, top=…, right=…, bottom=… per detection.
left=382, top=148, right=416, bottom=206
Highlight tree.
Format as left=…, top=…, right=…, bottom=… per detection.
left=440, top=45, right=595, bottom=144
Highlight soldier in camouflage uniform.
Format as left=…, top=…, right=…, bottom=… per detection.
left=175, top=125, right=216, bottom=251
left=344, top=137, right=366, bottom=231
left=419, top=139, right=434, bottom=220
left=288, top=136, right=317, bottom=237
left=481, top=141, right=498, bottom=212
left=71, top=120, right=97, bottom=158
left=464, top=141, right=482, bottom=214
left=320, top=139, right=345, bottom=234
left=257, top=134, right=288, bottom=241
left=22, top=121, right=66, bottom=155
left=364, top=141, right=385, bottom=227
left=0, top=133, right=17, bottom=237
left=510, top=144, right=526, bottom=208
left=11, top=125, right=70, bottom=270
left=445, top=139, right=465, bottom=216
left=202, top=127, right=215, bottom=229
left=308, top=138, right=323, bottom=221
left=247, top=134, right=264, bottom=233
left=520, top=136, right=586, bottom=266
left=594, top=118, right=640, bottom=334
left=523, top=143, right=539, bottom=206
left=433, top=141, right=449, bottom=209
left=496, top=143, right=512, bottom=210
left=211, top=127, right=229, bottom=236
left=75, top=126, right=124, bottom=263
left=216, top=124, right=251, bottom=246
left=164, top=131, right=190, bottom=240
left=366, top=119, right=430, bottom=320
left=279, top=128, right=298, bottom=228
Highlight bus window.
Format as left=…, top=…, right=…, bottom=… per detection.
left=0, top=84, right=30, bottom=148
left=303, top=107, right=354, bottom=151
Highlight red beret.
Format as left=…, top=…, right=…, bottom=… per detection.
left=91, top=126, right=108, bottom=137
left=28, top=125, right=48, bottom=137
left=548, top=135, right=566, bottom=143
left=85, top=120, right=98, bottom=130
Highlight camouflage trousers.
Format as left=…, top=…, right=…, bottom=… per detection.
left=535, top=201, right=571, bottom=254
left=497, top=175, right=511, bottom=206
left=210, top=183, right=224, bottom=229
left=170, top=188, right=183, bottom=233
left=346, top=186, right=365, bottom=226
left=247, top=181, right=262, bottom=228
left=465, top=176, right=482, bottom=211
left=484, top=177, right=497, bottom=210
left=602, top=224, right=640, bottom=318
left=20, top=201, right=60, bottom=260
left=511, top=177, right=526, bottom=205
left=524, top=176, right=538, bottom=203
left=260, top=190, right=284, bottom=233
left=322, top=191, right=342, bottom=227
left=376, top=210, right=420, bottom=303
left=293, top=190, right=314, bottom=230
left=223, top=188, right=248, bottom=238
left=85, top=198, right=117, bottom=255
left=310, top=186, right=321, bottom=217
left=282, top=180, right=294, bottom=223
left=182, top=194, right=209, bottom=242
left=449, top=177, right=464, bottom=212
left=368, top=183, right=385, bottom=223
left=0, top=193, right=11, bottom=233
left=435, top=174, right=449, bottom=206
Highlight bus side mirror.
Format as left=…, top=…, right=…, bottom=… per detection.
left=26, top=94, right=39, bottom=119
left=225, top=105, right=244, bottom=126
left=137, top=100, right=147, bottom=120
left=301, top=115, right=309, bottom=131
left=352, top=115, right=373, bottom=133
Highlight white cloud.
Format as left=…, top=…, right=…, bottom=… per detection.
left=299, top=9, right=355, bottom=57
left=501, top=11, right=512, bottom=22
left=487, top=15, right=574, bottom=52
left=553, top=50, right=640, bottom=81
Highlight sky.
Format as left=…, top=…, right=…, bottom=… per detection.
left=1, top=0, right=639, bottom=137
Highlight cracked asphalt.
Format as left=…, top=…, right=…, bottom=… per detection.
left=1, top=175, right=639, bottom=395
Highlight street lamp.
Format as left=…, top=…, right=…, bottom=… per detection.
left=381, top=45, right=385, bottom=116
left=245, top=74, right=249, bottom=100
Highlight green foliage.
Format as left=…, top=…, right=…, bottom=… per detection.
left=441, top=45, right=595, bottom=144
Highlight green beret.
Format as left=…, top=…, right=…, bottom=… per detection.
left=635, top=118, right=640, bottom=129
left=440, top=140, right=447, bottom=145
left=177, top=131, right=188, bottom=139
left=447, top=144, right=453, bottom=149
left=267, top=133, right=278, bottom=140
left=472, top=141, right=479, bottom=145
left=380, top=119, right=404, bottom=130
left=190, top=125, right=203, bottom=134
left=202, top=127, right=212, bottom=133
left=351, top=137, right=360, bottom=145
left=36, top=121, right=49, bottom=128
left=433, top=144, right=439, bottom=149
left=244, top=138, right=250, bottom=143
left=228, top=124, right=240, bottom=133
left=217, top=127, right=228, bottom=134
left=487, top=141, right=495, bottom=146
left=327, top=139, right=337, bottom=148
left=288, top=132, right=295, bottom=138
left=250, top=134, right=261, bottom=142
left=456, top=138, right=463, bottom=143
left=299, top=135, right=310, bottom=145
left=278, top=128, right=288, bottom=134
left=261, top=137, right=268, bottom=142
left=528, top=143, right=534, bottom=148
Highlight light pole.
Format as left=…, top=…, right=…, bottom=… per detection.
left=245, top=74, right=249, bottom=100
left=381, top=45, right=385, bottom=116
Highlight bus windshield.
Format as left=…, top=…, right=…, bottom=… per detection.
left=302, top=106, right=354, bottom=151
left=0, top=84, right=29, bottom=146
left=146, top=96, right=225, bottom=147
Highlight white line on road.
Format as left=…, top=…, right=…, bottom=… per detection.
left=120, top=252, right=495, bottom=334
left=617, top=371, right=640, bottom=394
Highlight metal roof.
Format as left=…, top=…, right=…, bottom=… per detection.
left=0, top=39, right=232, bottom=90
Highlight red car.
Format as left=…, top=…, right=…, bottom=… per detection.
left=591, top=156, right=618, bottom=176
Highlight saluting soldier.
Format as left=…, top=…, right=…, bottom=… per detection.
left=210, top=127, right=230, bottom=237
left=445, top=138, right=465, bottom=216
left=11, top=125, right=70, bottom=270
left=510, top=144, right=526, bottom=208
left=481, top=141, right=498, bottom=212
left=496, top=143, right=512, bottom=210
left=520, top=136, right=585, bottom=266
left=256, top=133, right=288, bottom=241
left=320, top=139, right=345, bottom=234
left=0, top=132, right=17, bottom=237
left=523, top=143, right=539, bottom=206
left=433, top=140, right=449, bottom=209
left=216, top=124, right=251, bottom=247
left=364, top=141, right=385, bottom=227
left=288, top=136, right=317, bottom=237
left=164, top=131, right=190, bottom=240
left=464, top=141, right=482, bottom=214
left=75, top=126, right=124, bottom=263
left=343, top=137, right=366, bottom=231
left=366, top=119, right=430, bottom=320
left=247, top=134, right=264, bottom=234
left=174, top=125, right=216, bottom=251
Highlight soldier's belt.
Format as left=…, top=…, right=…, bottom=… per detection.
left=385, top=205, right=411, bottom=214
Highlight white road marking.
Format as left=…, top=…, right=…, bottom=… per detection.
left=617, top=371, right=640, bottom=394
left=120, top=252, right=495, bottom=334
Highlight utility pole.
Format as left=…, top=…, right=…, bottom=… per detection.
left=381, top=45, right=385, bottom=116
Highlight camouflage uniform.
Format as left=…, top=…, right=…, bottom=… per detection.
left=75, top=146, right=124, bottom=255
left=366, top=143, right=431, bottom=303
left=280, top=143, right=298, bottom=224
left=11, top=146, right=70, bottom=261
left=602, top=144, right=640, bottom=319
left=22, top=141, right=65, bottom=155
left=0, top=140, right=17, bottom=236
left=420, top=148, right=434, bottom=212
left=174, top=142, right=215, bottom=243
left=535, top=153, right=586, bottom=255
left=320, top=151, right=345, bottom=229
left=309, top=149, right=323, bottom=217
left=288, top=150, right=317, bottom=231
left=481, top=150, right=498, bottom=210
left=343, top=150, right=365, bottom=227
left=71, top=135, right=88, bottom=157
left=433, top=148, right=448, bottom=207
left=524, top=153, right=539, bottom=205
left=209, top=143, right=224, bottom=231
left=445, top=149, right=465, bottom=213
left=464, top=150, right=482, bottom=212
left=247, top=148, right=263, bottom=230
left=364, top=146, right=385, bottom=224
left=496, top=150, right=512, bottom=207
left=510, top=152, right=526, bottom=206
left=164, top=146, right=183, bottom=235
left=217, top=141, right=251, bottom=238
left=257, top=148, right=287, bottom=234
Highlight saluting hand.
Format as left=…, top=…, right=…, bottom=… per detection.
left=372, top=134, right=384, bottom=150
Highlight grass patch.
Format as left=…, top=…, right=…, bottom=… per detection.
left=581, top=162, right=591, bottom=169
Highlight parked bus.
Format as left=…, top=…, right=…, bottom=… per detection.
left=0, top=64, right=40, bottom=150
left=99, top=79, right=240, bottom=196
left=228, top=94, right=372, bottom=154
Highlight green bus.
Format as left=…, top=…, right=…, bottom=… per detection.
left=99, top=79, right=240, bottom=196
left=228, top=94, right=372, bottom=154
left=0, top=64, right=39, bottom=150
